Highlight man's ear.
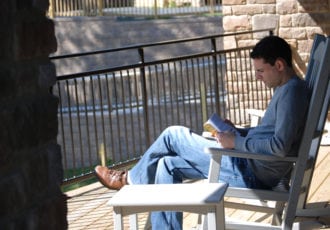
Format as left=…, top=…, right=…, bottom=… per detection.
left=275, top=58, right=286, bottom=71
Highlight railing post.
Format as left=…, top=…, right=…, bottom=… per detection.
left=49, top=0, right=55, bottom=18
left=98, top=0, right=104, bottom=16
left=138, top=48, right=151, bottom=146
left=211, top=38, right=221, bottom=115
left=99, top=143, right=106, bottom=166
left=153, top=0, right=158, bottom=19
left=209, top=0, right=215, bottom=14
left=200, top=82, right=207, bottom=125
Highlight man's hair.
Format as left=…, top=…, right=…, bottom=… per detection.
left=250, top=36, right=293, bottom=67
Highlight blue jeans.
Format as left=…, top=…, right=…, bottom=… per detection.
left=129, top=126, right=267, bottom=230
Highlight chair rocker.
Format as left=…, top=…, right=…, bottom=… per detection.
left=205, top=33, right=330, bottom=230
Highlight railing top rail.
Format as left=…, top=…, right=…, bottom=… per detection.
left=50, top=28, right=274, bottom=60
left=55, top=45, right=256, bottom=80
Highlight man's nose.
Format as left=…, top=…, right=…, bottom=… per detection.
left=255, top=73, right=262, bottom=80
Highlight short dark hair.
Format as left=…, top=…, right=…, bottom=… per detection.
left=250, top=36, right=293, bottom=67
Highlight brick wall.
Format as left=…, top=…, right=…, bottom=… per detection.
left=0, top=1, right=67, bottom=229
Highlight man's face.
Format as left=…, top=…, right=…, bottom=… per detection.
left=253, top=58, right=283, bottom=88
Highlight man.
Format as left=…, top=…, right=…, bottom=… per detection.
left=94, top=35, right=311, bottom=229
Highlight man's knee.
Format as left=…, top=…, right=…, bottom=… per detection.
left=162, top=125, right=189, bottom=137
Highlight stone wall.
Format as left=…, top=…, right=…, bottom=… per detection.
left=0, top=1, right=67, bottom=229
left=222, top=0, right=330, bottom=72
left=222, top=0, right=330, bottom=118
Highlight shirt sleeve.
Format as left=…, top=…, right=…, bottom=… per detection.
left=235, top=81, right=310, bottom=157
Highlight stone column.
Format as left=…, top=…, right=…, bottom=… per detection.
left=0, top=1, right=67, bottom=229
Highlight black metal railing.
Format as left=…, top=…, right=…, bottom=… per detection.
left=51, top=29, right=274, bottom=185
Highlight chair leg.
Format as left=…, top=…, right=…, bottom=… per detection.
left=272, top=201, right=285, bottom=226
left=196, top=214, right=203, bottom=229
left=113, top=207, right=124, bottom=230
left=129, top=214, right=138, bottom=230
left=215, top=200, right=225, bottom=230
left=144, top=213, right=152, bottom=230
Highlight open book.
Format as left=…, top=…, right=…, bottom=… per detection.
left=203, top=113, right=238, bottom=135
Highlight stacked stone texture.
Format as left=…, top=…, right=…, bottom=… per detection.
left=0, top=1, right=67, bottom=229
left=222, top=0, right=330, bottom=122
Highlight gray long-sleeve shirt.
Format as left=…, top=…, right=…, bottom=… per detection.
left=235, top=76, right=311, bottom=187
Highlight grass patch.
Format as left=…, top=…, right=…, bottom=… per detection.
left=62, top=159, right=114, bottom=193
left=116, top=13, right=222, bottom=21
left=200, top=12, right=223, bottom=17
left=62, top=176, right=98, bottom=193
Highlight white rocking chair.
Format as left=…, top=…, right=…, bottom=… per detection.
left=205, top=34, right=330, bottom=230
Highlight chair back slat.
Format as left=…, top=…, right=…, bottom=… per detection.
left=284, top=34, right=330, bottom=227
left=305, top=34, right=327, bottom=88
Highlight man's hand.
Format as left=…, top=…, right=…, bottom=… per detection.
left=223, top=119, right=235, bottom=128
left=215, top=131, right=235, bottom=149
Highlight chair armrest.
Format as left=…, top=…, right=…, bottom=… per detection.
left=205, top=147, right=297, bottom=162
left=246, top=109, right=265, bottom=127
left=246, top=109, right=265, bottom=117
left=204, top=147, right=297, bottom=183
